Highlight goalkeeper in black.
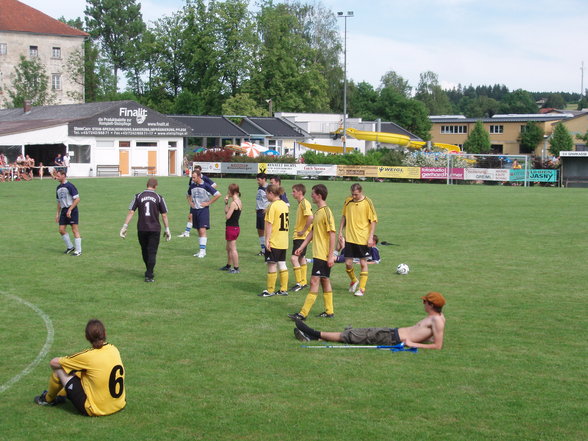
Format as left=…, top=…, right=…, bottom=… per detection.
left=120, top=178, right=171, bottom=282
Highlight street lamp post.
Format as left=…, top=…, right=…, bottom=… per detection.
left=337, top=11, right=353, bottom=153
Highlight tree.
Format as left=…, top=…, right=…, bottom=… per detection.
left=5, top=56, right=54, bottom=107
left=85, top=0, right=146, bottom=91
left=414, top=71, right=453, bottom=115
left=462, top=120, right=491, bottom=154
left=348, top=81, right=378, bottom=120
left=375, top=86, right=431, bottom=140
left=542, top=93, right=565, bottom=109
left=518, top=121, right=544, bottom=154
left=463, top=96, right=500, bottom=118
left=549, top=122, right=573, bottom=157
left=379, top=70, right=411, bottom=98
left=499, top=89, right=537, bottom=114
left=221, top=93, right=269, bottom=116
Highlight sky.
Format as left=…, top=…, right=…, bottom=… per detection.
left=24, top=0, right=588, bottom=94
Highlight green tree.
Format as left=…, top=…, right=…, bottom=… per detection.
left=463, top=96, right=500, bottom=118
left=221, top=93, right=269, bottom=116
left=499, top=89, right=537, bottom=114
left=414, top=71, right=452, bottom=115
left=379, top=70, right=411, bottom=98
left=6, top=55, right=54, bottom=107
left=85, top=0, right=146, bottom=91
left=375, top=86, right=431, bottom=140
left=549, top=122, right=573, bottom=157
left=462, top=120, right=491, bottom=153
left=542, top=93, right=566, bottom=109
left=518, top=121, right=544, bottom=154
left=348, top=81, right=378, bottom=120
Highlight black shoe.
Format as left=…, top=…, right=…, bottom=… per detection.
left=258, top=290, right=275, bottom=297
left=276, top=290, right=288, bottom=296
left=290, top=283, right=303, bottom=292
left=294, top=328, right=311, bottom=342
left=145, top=277, right=155, bottom=283
left=219, top=265, right=231, bottom=271
left=34, top=391, right=65, bottom=406
left=316, top=311, right=334, bottom=318
left=64, top=247, right=74, bottom=254
left=288, top=312, right=306, bottom=321
left=256, top=250, right=265, bottom=256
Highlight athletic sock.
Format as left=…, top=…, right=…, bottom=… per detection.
left=279, top=269, right=289, bottom=291
left=293, top=266, right=302, bottom=284
left=185, top=222, right=192, bottom=232
left=74, top=237, right=82, bottom=253
left=346, top=267, right=357, bottom=283
left=199, top=237, right=207, bottom=251
left=45, top=372, right=62, bottom=403
left=259, top=236, right=265, bottom=252
left=296, top=319, right=320, bottom=340
left=323, top=291, right=334, bottom=315
left=61, top=233, right=73, bottom=249
left=359, top=271, right=368, bottom=291
left=300, top=263, right=308, bottom=285
left=267, top=271, right=277, bottom=292
left=300, top=292, right=318, bottom=317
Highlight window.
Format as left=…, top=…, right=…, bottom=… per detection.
left=51, top=74, right=61, bottom=90
left=440, top=125, right=468, bottom=134
left=0, top=43, right=6, bottom=55
left=119, top=141, right=130, bottom=148
left=52, top=47, right=61, bottom=59
left=29, top=46, right=38, bottom=57
left=136, top=142, right=157, bottom=147
left=68, top=145, right=91, bottom=163
left=490, top=125, right=504, bottom=134
left=97, top=140, right=114, bottom=148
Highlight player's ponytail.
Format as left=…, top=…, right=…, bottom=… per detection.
left=85, top=319, right=107, bottom=349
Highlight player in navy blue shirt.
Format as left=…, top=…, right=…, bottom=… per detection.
left=55, top=170, right=82, bottom=256
left=120, top=178, right=171, bottom=282
left=178, top=165, right=217, bottom=237
left=186, top=170, right=221, bottom=258
left=270, top=175, right=290, bottom=206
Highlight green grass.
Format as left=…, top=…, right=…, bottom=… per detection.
left=0, top=177, right=586, bottom=441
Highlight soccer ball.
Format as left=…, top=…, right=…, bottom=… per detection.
left=396, top=263, right=410, bottom=275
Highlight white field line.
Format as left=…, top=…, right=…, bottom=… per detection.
left=0, top=292, right=54, bottom=394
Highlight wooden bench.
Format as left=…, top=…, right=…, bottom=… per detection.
left=132, top=166, right=156, bottom=176
left=96, top=165, right=120, bottom=176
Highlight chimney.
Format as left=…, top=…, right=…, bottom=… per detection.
left=24, top=100, right=32, bottom=114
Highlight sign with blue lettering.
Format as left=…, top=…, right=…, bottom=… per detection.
left=510, top=169, right=558, bottom=182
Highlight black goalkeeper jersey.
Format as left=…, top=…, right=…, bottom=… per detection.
left=129, top=190, right=168, bottom=232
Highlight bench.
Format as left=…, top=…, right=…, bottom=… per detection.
left=564, top=177, right=588, bottom=188
left=96, top=165, right=120, bottom=176
left=132, top=166, right=156, bottom=176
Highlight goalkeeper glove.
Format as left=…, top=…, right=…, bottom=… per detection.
left=119, top=224, right=128, bottom=238
left=164, top=227, right=171, bottom=241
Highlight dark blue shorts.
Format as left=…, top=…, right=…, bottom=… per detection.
left=190, top=207, right=210, bottom=230
left=256, top=209, right=265, bottom=230
left=59, top=207, right=79, bottom=225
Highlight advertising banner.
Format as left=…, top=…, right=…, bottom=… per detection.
left=221, top=162, right=258, bottom=174
left=296, top=164, right=338, bottom=177
left=377, top=166, right=420, bottom=179
left=264, top=163, right=299, bottom=176
left=464, top=168, right=510, bottom=181
left=194, top=162, right=222, bottom=174
left=336, top=165, right=379, bottom=177
left=421, top=167, right=465, bottom=180
left=510, top=169, right=558, bottom=182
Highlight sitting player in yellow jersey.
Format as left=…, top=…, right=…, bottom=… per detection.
left=259, top=184, right=290, bottom=297
left=34, top=319, right=126, bottom=416
left=288, top=184, right=336, bottom=320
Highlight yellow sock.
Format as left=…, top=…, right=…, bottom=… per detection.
left=300, top=263, right=308, bottom=285
left=44, top=372, right=63, bottom=403
left=279, top=269, right=289, bottom=292
left=359, top=271, right=369, bottom=291
left=300, top=292, right=318, bottom=317
left=267, top=272, right=277, bottom=292
left=293, top=266, right=302, bottom=285
left=346, top=267, right=357, bottom=283
left=323, top=291, right=334, bottom=315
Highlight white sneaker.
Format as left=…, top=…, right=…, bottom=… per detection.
left=197, top=250, right=206, bottom=258
left=178, top=231, right=190, bottom=237
left=349, top=280, right=359, bottom=293
left=354, top=288, right=365, bottom=297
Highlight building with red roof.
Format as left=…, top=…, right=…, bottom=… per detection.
left=0, top=0, right=88, bottom=108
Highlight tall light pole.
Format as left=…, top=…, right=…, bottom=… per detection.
left=338, top=11, right=353, bottom=153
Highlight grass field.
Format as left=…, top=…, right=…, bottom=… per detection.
left=0, top=176, right=586, bottom=441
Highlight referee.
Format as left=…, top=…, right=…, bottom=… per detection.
left=120, top=178, right=171, bottom=282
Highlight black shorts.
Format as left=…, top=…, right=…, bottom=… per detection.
left=65, top=376, right=89, bottom=416
left=344, top=242, right=370, bottom=259
left=291, top=239, right=307, bottom=257
left=190, top=207, right=210, bottom=229
left=265, top=248, right=286, bottom=263
left=311, top=258, right=331, bottom=278
left=59, top=207, right=79, bottom=225
left=256, top=210, right=265, bottom=230
left=341, top=327, right=400, bottom=345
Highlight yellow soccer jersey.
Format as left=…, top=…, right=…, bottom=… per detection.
left=265, top=199, right=289, bottom=250
left=59, top=343, right=126, bottom=416
left=341, top=196, right=378, bottom=245
left=311, top=205, right=336, bottom=260
left=294, top=198, right=313, bottom=240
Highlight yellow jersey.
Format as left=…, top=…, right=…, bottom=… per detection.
left=341, top=196, right=378, bottom=245
left=311, top=205, right=336, bottom=260
left=59, top=343, right=126, bottom=416
left=294, top=198, right=313, bottom=240
left=265, top=199, right=289, bottom=250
